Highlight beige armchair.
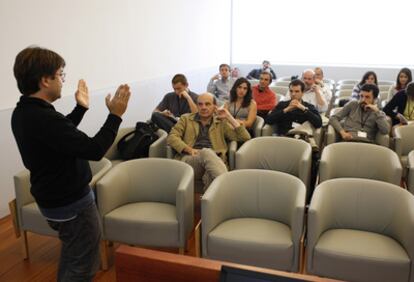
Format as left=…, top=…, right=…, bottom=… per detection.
left=251, top=116, right=264, bottom=137
left=202, top=169, right=306, bottom=271
left=235, top=136, right=312, bottom=192
left=104, top=127, right=167, bottom=166
left=96, top=158, right=194, bottom=268
left=319, top=142, right=402, bottom=185
left=408, top=151, right=414, bottom=195
left=394, top=125, right=414, bottom=173
left=326, top=107, right=390, bottom=147
left=11, top=158, right=112, bottom=259
left=307, top=178, right=414, bottom=282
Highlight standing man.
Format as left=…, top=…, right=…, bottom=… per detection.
left=329, top=84, right=390, bottom=142
left=168, top=93, right=250, bottom=190
left=151, top=74, right=198, bottom=132
left=207, top=64, right=235, bottom=104
left=247, top=60, right=277, bottom=80
left=252, top=71, right=277, bottom=118
left=302, top=69, right=328, bottom=113
left=11, top=46, right=131, bottom=281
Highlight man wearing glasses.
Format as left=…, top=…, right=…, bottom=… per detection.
left=11, top=46, right=131, bottom=281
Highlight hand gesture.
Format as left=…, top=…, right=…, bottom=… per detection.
left=364, top=104, right=379, bottom=112
left=180, top=90, right=189, bottom=99
left=216, top=107, right=230, bottom=120
left=75, top=79, right=89, bottom=108
left=105, top=84, right=131, bottom=117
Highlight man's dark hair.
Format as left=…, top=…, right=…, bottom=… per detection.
left=289, top=79, right=305, bottom=92
left=260, top=71, right=272, bottom=84
left=172, top=74, right=188, bottom=85
left=229, top=77, right=252, bottom=107
left=13, top=46, right=65, bottom=96
left=360, top=83, right=380, bottom=98
left=219, top=64, right=230, bottom=70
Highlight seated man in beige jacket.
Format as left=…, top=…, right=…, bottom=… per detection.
left=168, top=93, right=251, bottom=191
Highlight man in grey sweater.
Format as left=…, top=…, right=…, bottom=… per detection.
left=330, top=84, right=390, bottom=142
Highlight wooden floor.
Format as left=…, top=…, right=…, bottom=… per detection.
left=0, top=194, right=201, bottom=282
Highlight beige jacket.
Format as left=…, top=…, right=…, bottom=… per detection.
left=167, top=113, right=251, bottom=163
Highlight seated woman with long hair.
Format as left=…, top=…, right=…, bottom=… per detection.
left=224, top=77, right=257, bottom=131
left=351, top=71, right=378, bottom=99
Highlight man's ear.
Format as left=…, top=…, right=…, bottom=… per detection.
left=39, top=76, right=50, bottom=89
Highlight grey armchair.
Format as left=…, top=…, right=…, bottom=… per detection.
left=251, top=116, right=264, bottom=137
left=319, top=142, right=402, bottom=185
left=394, top=125, right=414, bottom=173
left=11, top=158, right=112, bottom=259
left=307, top=178, right=414, bottom=282
left=202, top=169, right=306, bottom=271
left=235, top=136, right=312, bottom=192
left=104, top=127, right=167, bottom=166
left=96, top=158, right=194, bottom=268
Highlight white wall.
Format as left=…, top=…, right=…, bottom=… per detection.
left=0, top=0, right=231, bottom=217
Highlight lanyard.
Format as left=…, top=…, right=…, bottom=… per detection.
left=360, top=108, right=372, bottom=129
left=232, top=103, right=242, bottom=118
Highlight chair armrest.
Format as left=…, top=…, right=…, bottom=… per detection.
left=253, top=116, right=264, bottom=137
left=166, top=145, right=176, bottom=159
left=261, top=124, right=277, bottom=136
left=89, top=158, right=112, bottom=189
left=175, top=166, right=194, bottom=247
left=14, top=170, right=35, bottom=209
left=326, top=125, right=337, bottom=145
left=96, top=165, right=133, bottom=217
left=149, top=129, right=167, bottom=158
left=228, top=141, right=237, bottom=170
left=375, top=133, right=390, bottom=147
left=408, top=151, right=414, bottom=194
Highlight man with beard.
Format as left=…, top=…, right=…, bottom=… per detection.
left=329, top=84, right=390, bottom=142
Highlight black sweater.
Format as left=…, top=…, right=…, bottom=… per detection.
left=265, top=100, right=322, bottom=135
left=11, top=96, right=121, bottom=208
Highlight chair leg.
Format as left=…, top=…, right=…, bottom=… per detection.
left=21, top=230, right=29, bottom=260
left=194, top=220, right=201, bottom=258
left=8, top=199, right=21, bottom=238
left=178, top=247, right=184, bottom=255
left=299, top=232, right=306, bottom=274
left=100, top=240, right=109, bottom=271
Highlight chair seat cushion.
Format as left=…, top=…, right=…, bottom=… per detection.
left=312, top=229, right=410, bottom=282
left=207, top=218, right=293, bottom=271
left=21, top=203, right=57, bottom=236
left=104, top=202, right=179, bottom=247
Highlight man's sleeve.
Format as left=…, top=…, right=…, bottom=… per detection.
left=375, top=111, right=391, bottom=134
left=40, top=112, right=122, bottom=161
left=224, top=121, right=251, bottom=142
left=383, top=93, right=399, bottom=120
left=265, top=104, right=284, bottom=124
left=306, top=105, right=323, bottom=128
left=65, top=105, right=88, bottom=127
left=167, top=117, right=189, bottom=153
left=329, top=102, right=353, bottom=133
left=156, top=95, right=168, bottom=111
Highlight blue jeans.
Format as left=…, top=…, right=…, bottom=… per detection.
left=47, top=201, right=102, bottom=282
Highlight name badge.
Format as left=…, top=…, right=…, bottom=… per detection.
left=357, top=131, right=367, bottom=138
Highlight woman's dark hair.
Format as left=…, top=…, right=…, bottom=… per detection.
left=229, top=77, right=252, bottom=108
left=396, top=68, right=412, bottom=90
left=358, top=71, right=378, bottom=86
left=14, top=46, right=65, bottom=96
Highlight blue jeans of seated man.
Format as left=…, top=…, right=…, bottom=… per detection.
left=47, top=201, right=101, bottom=282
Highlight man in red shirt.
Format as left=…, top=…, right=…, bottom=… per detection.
left=252, top=71, right=277, bottom=118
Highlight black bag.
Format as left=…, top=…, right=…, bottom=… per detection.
left=117, top=121, right=159, bottom=160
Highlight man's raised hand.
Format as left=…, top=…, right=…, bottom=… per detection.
left=105, top=84, right=131, bottom=117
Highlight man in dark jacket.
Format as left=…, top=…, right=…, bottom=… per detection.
left=11, top=46, right=131, bottom=281
left=265, top=79, right=322, bottom=135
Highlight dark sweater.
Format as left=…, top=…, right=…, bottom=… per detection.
left=265, top=100, right=322, bottom=135
left=11, top=96, right=121, bottom=208
left=383, top=90, right=409, bottom=125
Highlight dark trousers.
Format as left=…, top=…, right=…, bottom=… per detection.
left=47, top=201, right=101, bottom=282
left=151, top=112, right=177, bottom=133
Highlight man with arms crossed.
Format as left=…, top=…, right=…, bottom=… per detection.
left=168, top=93, right=250, bottom=190
left=11, top=46, right=131, bottom=281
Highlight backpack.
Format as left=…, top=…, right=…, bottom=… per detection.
left=117, top=121, right=159, bottom=160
